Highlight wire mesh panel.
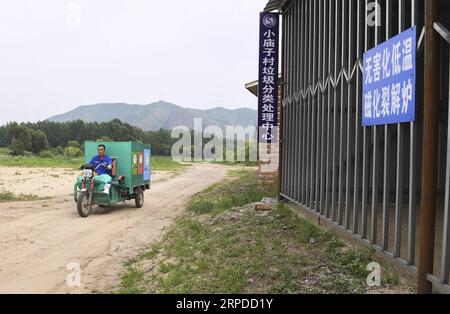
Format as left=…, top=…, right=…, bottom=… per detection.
left=280, top=0, right=450, bottom=290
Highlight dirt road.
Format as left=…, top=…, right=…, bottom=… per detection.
left=0, top=163, right=227, bottom=293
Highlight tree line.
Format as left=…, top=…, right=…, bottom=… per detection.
left=0, top=119, right=177, bottom=156
left=0, top=119, right=255, bottom=162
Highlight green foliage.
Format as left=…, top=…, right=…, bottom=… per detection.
left=186, top=170, right=276, bottom=214
left=117, top=197, right=380, bottom=294
left=0, top=190, right=15, bottom=201
left=0, top=147, right=10, bottom=155
left=54, top=146, right=65, bottom=156
left=150, top=155, right=189, bottom=171
left=0, top=126, right=8, bottom=147
left=67, top=140, right=81, bottom=149
left=0, top=120, right=257, bottom=161
left=0, top=154, right=184, bottom=171
left=66, top=146, right=83, bottom=158
left=143, top=128, right=174, bottom=156
left=324, top=235, right=374, bottom=280
left=96, top=136, right=113, bottom=142
left=0, top=189, right=50, bottom=202
left=30, top=129, right=49, bottom=154
left=7, top=123, right=32, bottom=155
left=8, top=139, right=28, bottom=156
left=38, top=150, right=53, bottom=158
left=116, top=169, right=404, bottom=294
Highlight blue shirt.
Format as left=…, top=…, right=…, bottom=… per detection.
left=89, top=155, right=112, bottom=176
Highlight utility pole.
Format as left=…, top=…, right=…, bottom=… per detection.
left=417, top=0, right=440, bottom=294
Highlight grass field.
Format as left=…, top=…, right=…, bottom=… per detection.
left=0, top=148, right=189, bottom=172
left=0, top=190, right=51, bottom=203
left=150, top=156, right=190, bottom=172
left=0, top=147, right=10, bottom=155
left=117, top=170, right=404, bottom=294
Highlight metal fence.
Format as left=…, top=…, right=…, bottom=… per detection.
left=279, top=0, right=450, bottom=291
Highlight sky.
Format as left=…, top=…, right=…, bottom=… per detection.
left=0, top=0, right=266, bottom=125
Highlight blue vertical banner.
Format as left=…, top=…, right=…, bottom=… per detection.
left=362, top=26, right=416, bottom=126
left=258, top=12, right=280, bottom=143
left=143, top=149, right=151, bottom=181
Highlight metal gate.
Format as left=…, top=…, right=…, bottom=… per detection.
left=279, top=0, right=450, bottom=291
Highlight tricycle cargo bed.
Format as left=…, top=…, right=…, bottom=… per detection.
left=84, top=141, right=151, bottom=190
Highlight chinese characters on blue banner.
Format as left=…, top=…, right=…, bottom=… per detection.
left=258, top=12, right=280, bottom=143
left=362, top=26, right=416, bottom=126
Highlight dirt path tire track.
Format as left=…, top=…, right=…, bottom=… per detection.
left=0, top=163, right=227, bottom=293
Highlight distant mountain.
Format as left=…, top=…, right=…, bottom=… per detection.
left=48, top=101, right=257, bottom=131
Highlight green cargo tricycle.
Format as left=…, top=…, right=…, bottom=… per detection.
left=74, top=141, right=151, bottom=217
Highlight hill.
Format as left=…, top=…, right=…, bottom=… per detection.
left=48, top=101, right=257, bottom=131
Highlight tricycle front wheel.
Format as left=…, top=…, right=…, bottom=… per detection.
left=77, top=192, right=93, bottom=217
left=135, top=188, right=144, bottom=208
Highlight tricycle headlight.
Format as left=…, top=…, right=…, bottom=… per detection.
left=82, top=169, right=93, bottom=177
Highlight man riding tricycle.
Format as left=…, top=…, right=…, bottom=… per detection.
left=74, top=141, right=151, bottom=217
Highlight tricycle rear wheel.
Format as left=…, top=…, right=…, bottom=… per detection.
left=77, top=192, right=92, bottom=217
left=135, top=188, right=144, bottom=208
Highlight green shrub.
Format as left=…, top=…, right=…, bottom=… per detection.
left=0, top=190, right=15, bottom=201
left=66, top=146, right=83, bottom=158
left=38, top=150, right=53, bottom=158
left=55, top=146, right=65, bottom=156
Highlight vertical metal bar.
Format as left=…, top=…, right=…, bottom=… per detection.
left=371, top=0, right=380, bottom=245
left=353, top=0, right=362, bottom=233
left=331, top=0, right=340, bottom=221
left=291, top=7, right=296, bottom=200
left=304, top=0, right=309, bottom=205
left=286, top=100, right=291, bottom=198
left=293, top=0, right=299, bottom=202
left=292, top=95, right=296, bottom=202
left=394, top=0, right=405, bottom=258
left=301, top=0, right=306, bottom=204
left=345, top=0, right=354, bottom=229
left=288, top=9, right=294, bottom=199
left=283, top=11, right=292, bottom=196
left=408, top=0, right=418, bottom=267
left=289, top=3, right=295, bottom=201
left=325, top=0, right=333, bottom=218
left=382, top=0, right=392, bottom=252
left=297, top=95, right=303, bottom=203
left=337, top=0, right=346, bottom=226
left=281, top=11, right=288, bottom=196
left=361, top=0, right=370, bottom=239
left=441, top=43, right=450, bottom=284
left=285, top=11, right=291, bottom=198
left=302, top=0, right=308, bottom=205
left=315, top=0, right=322, bottom=212
left=294, top=98, right=299, bottom=201
left=309, top=1, right=318, bottom=210
left=287, top=9, right=292, bottom=199
left=319, top=0, right=328, bottom=215
left=305, top=0, right=310, bottom=206
left=297, top=1, right=302, bottom=203
left=281, top=11, right=286, bottom=196
left=417, top=0, right=440, bottom=294
left=308, top=0, right=314, bottom=208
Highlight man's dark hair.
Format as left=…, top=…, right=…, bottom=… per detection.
left=98, top=144, right=106, bottom=150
